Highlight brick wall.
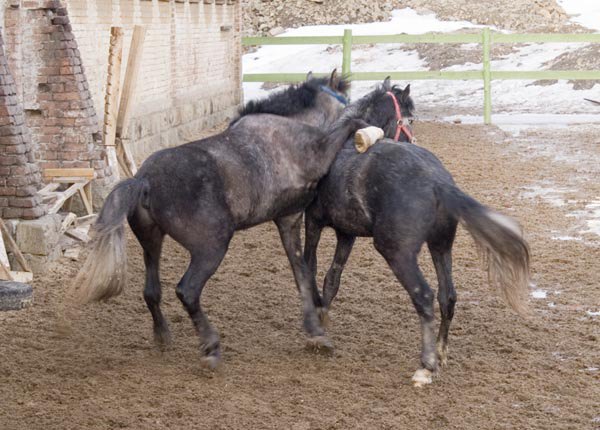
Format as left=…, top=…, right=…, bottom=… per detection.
left=0, top=0, right=241, bottom=220
left=65, top=0, right=242, bottom=159
left=4, top=0, right=113, bottom=194
left=0, top=28, right=45, bottom=220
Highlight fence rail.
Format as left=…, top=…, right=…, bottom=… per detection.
left=242, top=29, right=600, bottom=124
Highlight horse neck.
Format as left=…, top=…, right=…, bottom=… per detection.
left=292, top=94, right=342, bottom=129
left=315, top=118, right=364, bottom=171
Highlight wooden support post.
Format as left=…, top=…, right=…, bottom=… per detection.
left=482, top=27, right=492, bottom=125
left=114, top=25, right=146, bottom=178
left=342, top=29, right=352, bottom=100
left=117, top=25, right=146, bottom=140
left=103, top=27, right=124, bottom=180
left=0, top=218, right=32, bottom=274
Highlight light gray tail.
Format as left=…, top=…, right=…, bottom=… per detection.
left=70, top=178, right=145, bottom=304
left=436, top=183, right=531, bottom=316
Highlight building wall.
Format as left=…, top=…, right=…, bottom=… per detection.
left=65, top=0, right=242, bottom=159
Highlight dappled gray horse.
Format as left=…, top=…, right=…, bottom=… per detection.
left=71, top=71, right=367, bottom=367
left=304, top=78, right=531, bottom=386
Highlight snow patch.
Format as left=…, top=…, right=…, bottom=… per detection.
left=586, top=310, right=600, bottom=317
left=531, top=290, right=547, bottom=299
left=520, top=184, right=572, bottom=207
left=557, top=0, right=600, bottom=31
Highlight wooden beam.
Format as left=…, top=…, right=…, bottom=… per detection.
left=43, top=168, right=95, bottom=179
left=0, top=259, right=13, bottom=281
left=103, top=26, right=124, bottom=181
left=117, top=25, right=146, bottom=140
left=77, top=187, right=94, bottom=216
left=0, top=218, right=31, bottom=273
left=60, top=213, right=77, bottom=235
left=117, top=137, right=138, bottom=177
left=47, top=183, right=85, bottom=215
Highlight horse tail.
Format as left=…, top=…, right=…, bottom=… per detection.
left=70, top=178, right=146, bottom=305
left=435, top=183, right=531, bottom=316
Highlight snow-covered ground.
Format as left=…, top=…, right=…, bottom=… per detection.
left=243, top=5, right=600, bottom=119
left=242, top=3, right=600, bottom=242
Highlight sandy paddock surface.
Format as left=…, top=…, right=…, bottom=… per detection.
left=1, top=121, right=599, bottom=429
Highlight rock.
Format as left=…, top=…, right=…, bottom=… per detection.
left=269, top=26, right=285, bottom=36
left=15, top=214, right=62, bottom=256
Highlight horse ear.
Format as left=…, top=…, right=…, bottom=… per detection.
left=306, top=71, right=313, bottom=81
left=401, top=84, right=411, bottom=102
left=329, top=68, right=339, bottom=89
left=383, top=76, right=392, bottom=91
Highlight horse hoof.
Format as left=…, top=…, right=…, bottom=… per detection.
left=154, top=330, right=173, bottom=350
left=200, top=354, right=221, bottom=370
left=306, top=335, right=334, bottom=353
left=317, top=307, right=330, bottom=328
left=412, top=368, right=433, bottom=387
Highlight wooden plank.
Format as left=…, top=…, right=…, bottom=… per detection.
left=38, top=182, right=61, bottom=194
left=63, top=248, right=80, bottom=261
left=493, top=33, right=600, bottom=43
left=60, top=213, right=77, bottom=234
left=243, top=36, right=344, bottom=46
left=0, top=218, right=31, bottom=273
left=75, top=214, right=97, bottom=227
left=103, top=26, right=124, bottom=181
left=0, top=229, right=10, bottom=270
left=0, top=260, right=13, bottom=281
left=65, top=225, right=91, bottom=243
left=117, top=137, right=138, bottom=177
left=44, top=168, right=95, bottom=179
left=116, top=25, right=146, bottom=140
left=10, top=271, right=33, bottom=283
left=77, top=187, right=94, bottom=216
left=83, top=182, right=93, bottom=211
left=47, top=183, right=85, bottom=215
left=50, top=177, right=89, bottom=184
left=492, top=70, right=600, bottom=80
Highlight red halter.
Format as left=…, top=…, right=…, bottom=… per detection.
left=386, top=91, right=413, bottom=143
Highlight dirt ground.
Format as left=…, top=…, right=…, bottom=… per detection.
left=1, top=121, right=599, bottom=429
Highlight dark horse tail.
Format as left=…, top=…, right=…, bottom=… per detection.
left=435, top=183, right=531, bottom=316
left=70, top=178, right=146, bottom=304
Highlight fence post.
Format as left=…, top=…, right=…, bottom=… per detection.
left=482, top=27, right=492, bottom=124
left=342, top=29, right=352, bottom=97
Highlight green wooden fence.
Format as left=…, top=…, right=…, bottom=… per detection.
left=242, top=29, right=600, bottom=124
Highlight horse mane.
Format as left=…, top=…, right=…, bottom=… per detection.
left=231, top=76, right=350, bottom=124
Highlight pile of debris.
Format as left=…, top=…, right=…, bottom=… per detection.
left=242, top=0, right=574, bottom=36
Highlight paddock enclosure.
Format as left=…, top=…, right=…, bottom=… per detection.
left=1, top=121, right=598, bottom=429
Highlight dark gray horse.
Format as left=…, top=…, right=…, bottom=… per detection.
left=304, top=78, right=531, bottom=386
left=71, top=71, right=366, bottom=367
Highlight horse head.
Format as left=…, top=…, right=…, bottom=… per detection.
left=348, top=77, right=415, bottom=143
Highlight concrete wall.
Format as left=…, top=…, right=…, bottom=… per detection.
left=65, top=0, right=242, bottom=159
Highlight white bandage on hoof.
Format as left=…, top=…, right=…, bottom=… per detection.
left=354, top=126, right=384, bottom=153
left=412, top=368, right=433, bottom=387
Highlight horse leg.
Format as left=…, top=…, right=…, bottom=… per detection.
left=275, top=213, right=331, bottom=350
left=304, top=213, right=326, bottom=323
left=428, top=221, right=458, bottom=367
left=322, top=230, right=355, bottom=308
left=128, top=210, right=170, bottom=348
left=376, top=241, right=437, bottom=387
left=176, top=241, right=230, bottom=369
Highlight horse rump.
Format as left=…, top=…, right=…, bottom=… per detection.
left=435, top=183, right=531, bottom=316
left=69, top=178, right=146, bottom=305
